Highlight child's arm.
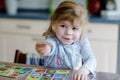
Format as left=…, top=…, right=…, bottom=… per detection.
left=79, top=37, right=97, bottom=79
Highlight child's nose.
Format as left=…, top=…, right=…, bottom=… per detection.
left=65, top=29, right=72, bottom=35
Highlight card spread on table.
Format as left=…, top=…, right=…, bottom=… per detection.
left=26, top=69, right=70, bottom=80
left=0, top=63, right=34, bottom=78
left=0, top=63, right=71, bottom=80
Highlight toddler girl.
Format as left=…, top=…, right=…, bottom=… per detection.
left=36, top=1, right=96, bottom=80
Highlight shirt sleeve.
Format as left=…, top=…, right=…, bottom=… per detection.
left=45, top=35, right=57, bottom=56
left=80, top=37, right=97, bottom=77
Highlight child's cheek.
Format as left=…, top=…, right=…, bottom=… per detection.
left=73, top=35, right=80, bottom=41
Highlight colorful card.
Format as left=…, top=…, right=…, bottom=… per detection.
left=0, top=71, right=11, bottom=76
left=43, top=73, right=54, bottom=77
left=30, top=72, right=43, bottom=76
left=54, top=74, right=67, bottom=78
left=26, top=76, right=41, bottom=80
left=18, top=67, right=33, bottom=74
left=12, top=66, right=24, bottom=71
left=26, top=72, right=43, bottom=80
left=46, top=69, right=56, bottom=74
left=8, top=73, right=21, bottom=77
left=40, top=77, right=51, bottom=80
left=34, top=69, right=46, bottom=73
left=25, top=68, right=47, bottom=80
left=0, top=63, right=5, bottom=67
left=56, top=70, right=70, bottom=74
left=52, top=77, right=65, bottom=80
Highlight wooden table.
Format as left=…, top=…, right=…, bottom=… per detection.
left=0, top=62, right=120, bottom=80
left=94, top=72, right=120, bottom=80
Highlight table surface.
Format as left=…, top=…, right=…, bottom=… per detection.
left=0, top=62, right=120, bottom=80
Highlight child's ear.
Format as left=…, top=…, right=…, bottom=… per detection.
left=52, top=26, right=56, bottom=32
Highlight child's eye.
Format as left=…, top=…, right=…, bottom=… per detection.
left=72, top=27, right=78, bottom=30
left=60, top=25, right=65, bottom=28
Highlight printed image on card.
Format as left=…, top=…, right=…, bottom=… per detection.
left=40, top=77, right=51, bottom=80
left=56, top=70, right=70, bottom=74
left=52, top=77, right=65, bottom=80
left=46, top=69, right=56, bottom=74
left=8, top=73, right=21, bottom=77
left=0, top=63, right=5, bottom=67
left=54, top=74, right=67, bottom=78
left=25, top=68, right=47, bottom=80
left=4, top=65, right=14, bottom=69
left=26, top=72, right=43, bottom=80
left=30, top=72, right=43, bottom=76
left=18, top=67, right=33, bottom=74
left=34, top=69, right=46, bottom=73
left=43, top=73, right=54, bottom=77
left=0, top=71, right=11, bottom=76
left=12, top=66, right=24, bottom=71
left=26, top=76, right=41, bottom=80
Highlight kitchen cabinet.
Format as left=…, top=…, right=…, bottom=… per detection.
left=0, top=18, right=49, bottom=62
left=86, top=23, right=118, bottom=73
left=0, top=34, right=4, bottom=61
left=0, top=34, right=19, bottom=62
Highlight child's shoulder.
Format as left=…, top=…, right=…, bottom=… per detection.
left=79, top=36, right=89, bottom=45
left=45, top=35, right=58, bottom=43
left=46, top=35, right=56, bottom=40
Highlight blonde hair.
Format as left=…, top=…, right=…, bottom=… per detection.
left=43, top=0, right=88, bottom=37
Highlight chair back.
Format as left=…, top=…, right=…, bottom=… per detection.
left=14, top=49, right=44, bottom=66
left=14, top=49, right=26, bottom=64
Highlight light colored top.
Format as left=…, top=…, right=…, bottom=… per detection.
left=43, top=35, right=96, bottom=76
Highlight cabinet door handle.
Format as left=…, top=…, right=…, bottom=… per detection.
left=16, top=24, right=31, bottom=30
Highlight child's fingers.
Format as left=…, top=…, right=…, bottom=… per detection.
left=37, top=43, right=47, bottom=47
left=73, top=73, right=77, bottom=80
left=36, top=43, right=49, bottom=55
left=74, top=70, right=88, bottom=80
left=36, top=43, right=45, bottom=52
left=74, top=71, right=79, bottom=80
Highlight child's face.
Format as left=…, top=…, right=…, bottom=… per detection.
left=53, top=19, right=82, bottom=45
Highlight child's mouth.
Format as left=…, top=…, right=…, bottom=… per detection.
left=64, top=37, right=70, bottom=40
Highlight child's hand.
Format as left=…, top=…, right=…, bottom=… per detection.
left=36, top=43, right=51, bottom=56
left=34, top=35, right=51, bottom=55
left=74, top=67, right=90, bottom=80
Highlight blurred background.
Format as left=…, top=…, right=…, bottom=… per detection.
left=0, top=0, right=120, bottom=75
left=0, top=0, right=120, bottom=18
